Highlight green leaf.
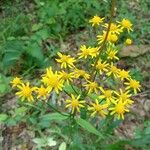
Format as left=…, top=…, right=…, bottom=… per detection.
left=144, top=127, right=150, bottom=135
left=26, top=42, right=44, bottom=61
left=33, top=138, right=47, bottom=147
left=40, top=113, right=68, bottom=122
left=59, top=142, right=67, bottom=150
left=0, top=114, right=8, bottom=123
left=15, top=106, right=28, bottom=114
left=64, top=83, right=80, bottom=95
left=47, top=137, right=57, bottom=147
left=6, top=118, right=17, bottom=126
left=0, top=83, right=7, bottom=94
left=76, top=118, right=103, bottom=137
left=104, top=140, right=129, bottom=150
left=32, top=23, right=43, bottom=32
left=2, top=40, right=24, bottom=69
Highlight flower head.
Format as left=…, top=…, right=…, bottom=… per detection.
left=97, top=31, right=118, bottom=44
left=16, top=82, right=35, bottom=102
left=99, top=87, right=114, bottom=104
left=107, top=63, right=119, bottom=78
left=106, top=48, right=119, bottom=60
left=109, top=33, right=118, bottom=43
left=84, top=81, right=99, bottom=94
left=114, top=89, right=133, bottom=105
left=56, top=52, right=76, bottom=68
left=89, top=47, right=99, bottom=58
left=89, top=15, right=104, bottom=26
left=103, top=23, right=122, bottom=34
left=118, top=19, right=133, bottom=32
left=88, top=99, right=108, bottom=118
left=59, top=71, right=74, bottom=84
left=118, top=69, right=130, bottom=80
left=78, top=45, right=91, bottom=59
left=10, top=77, right=22, bottom=87
left=125, top=38, right=132, bottom=45
left=109, top=101, right=129, bottom=119
left=66, top=94, right=85, bottom=114
left=42, top=67, right=64, bottom=93
left=35, top=85, right=49, bottom=100
left=124, top=79, right=141, bottom=94
left=93, top=60, right=108, bottom=74
left=73, top=69, right=90, bottom=80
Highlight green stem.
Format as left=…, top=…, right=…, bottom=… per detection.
left=45, top=101, right=69, bottom=117
left=67, top=67, right=79, bottom=95
left=83, top=0, right=116, bottom=98
left=70, top=83, right=79, bottom=95
left=91, top=0, right=116, bottom=81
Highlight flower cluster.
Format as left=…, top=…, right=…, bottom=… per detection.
left=11, top=15, right=140, bottom=120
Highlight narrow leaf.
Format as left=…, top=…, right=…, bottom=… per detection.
left=40, top=113, right=68, bottom=122
left=76, top=118, right=103, bottom=137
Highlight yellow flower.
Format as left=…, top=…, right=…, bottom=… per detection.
left=99, top=87, right=114, bottom=104
left=109, top=101, right=129, bottom=119
left=93, top=60, right=108, bottom=74
left=89, top=15, right=104, bottom=26
left=124, top=79, right=141, bottom=94
left=88, top=99, right=108, bottom=117
left=97, top=31, right=110, bottom=44
left=107, top=63, right=119, bottom=78
left=109, top=33, right=118, bottom=43
left=59, top=71, right=74, bottom=84
left=84, top=81, right=99, bottom=94
left=89, top=47, right=99, bottom=58
left=125, top=38, right=132, bottom=45
left=118, top=18, right=133, bottom=32
left=114, top=89, right=133, bottom=105
left=56, top=52, right=76, bottom=68
left=106, top=48, right=119, bottom=60
left=78, top=45, right=90, bottom=59
left=118, top=69, right=130, bottom=80
left=66, top=94, right=85, bottom=114
left=73, top=69, right=90, bottom=80
left=43, top=67, right=53, bottom=77
left=42, top=68, right=64, bottom=93
left=97, top=31, right=118, bottom=44
left=10, top=77, right=22, bottom=87
left=35, top=85, right=49, bottom=100
left=78, top=46, right=99, bottom=59
left=103, top=23, right=122, bottom=34
left=16, top=82, right=35, bottom=102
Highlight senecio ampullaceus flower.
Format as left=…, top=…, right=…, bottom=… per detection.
left=11, top=14, right=141, bottom=121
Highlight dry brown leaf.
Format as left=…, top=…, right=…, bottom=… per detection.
left=119, top=45, right=150, bottom=57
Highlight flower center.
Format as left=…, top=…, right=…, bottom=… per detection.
left=39, top=88, right=46, bottom=96
left=94, top=104, right=101, bottom=111
left=90, top=82, right=98, bottom=88
left=109, top=51, right=115, bottom=58
left=122, top=20, right=131, bottom=28
left=110, top=23, right=117, bottom=31
left=130, top=80, right=139, bottom=88
left=71, top=99, right=79, bottom=107
left=61, top=55, right=69, bottom=62
left=97, top=63, right=105, bottom=69
left=49, top=76, right=59, bottom=87
left=105, top=90, right=112, bottom=97
left=120, top=94, right=127, bottom=101
left=22, top=87, right=32, bottom=97
left=116, top=104, right=125, bottom=114
left=111, top=66, right=117, bottom=73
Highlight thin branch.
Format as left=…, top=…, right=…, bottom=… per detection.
left=45, top=101, right=69, bottom=116
left=83, top=0, right=116, bottom=98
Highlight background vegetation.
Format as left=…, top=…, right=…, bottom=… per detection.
left=0, top=0, right=150, bottom=149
